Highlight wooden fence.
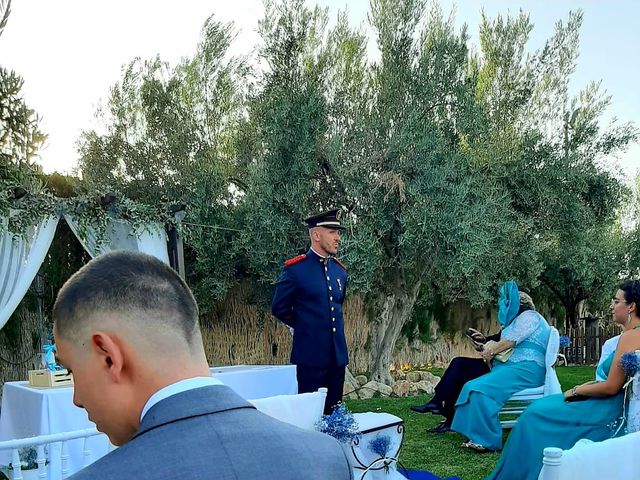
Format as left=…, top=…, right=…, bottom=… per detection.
left=562, top=321, right=620, bottom=365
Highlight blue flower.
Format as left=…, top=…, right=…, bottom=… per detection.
left=368, top=434, right=392, bottom=457
left=620, top=352, right=640, bottom=377
left=559, top=336, right=571, bottom=349
left=315, top=403, right=361, bottom=444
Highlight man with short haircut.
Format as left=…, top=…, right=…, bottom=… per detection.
left=54, top=251, right=352, bottom=480
left=272, top=209, right=349, bottom=414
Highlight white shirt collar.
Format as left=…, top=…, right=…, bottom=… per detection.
left=140, top=376, right=223, bottom=421
left=310, top=247, right=327, bottom=259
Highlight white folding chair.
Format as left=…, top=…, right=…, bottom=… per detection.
left=0, top=428, right=111, bottom=480
left=249, top=387, right=327, bottom=430
left=500, top=326, right=562, bottom=429
left=539, top=367, right=640, bottom=480
left=538, top=432, right=640, bottom=480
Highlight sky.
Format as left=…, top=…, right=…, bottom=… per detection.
left=1, top=0, right=638, bottom=178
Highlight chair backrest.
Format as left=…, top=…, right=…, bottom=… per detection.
left=249, top=387, right=327, bottom=431
left=0, top=428, right=110, bottom=480
left=539, top=432, right=640, bottom=480
left=543, top=327, right=562, bottom=395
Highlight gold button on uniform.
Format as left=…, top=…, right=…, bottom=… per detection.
left=332, top=327, right=336, bottom=332
left=329, top=296, right=333, bottom=301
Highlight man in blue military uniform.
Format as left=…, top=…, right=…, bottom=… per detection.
left=271, top=209, right=348, bottom=414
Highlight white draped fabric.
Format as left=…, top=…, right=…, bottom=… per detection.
left=0, top=216, right=59, bottom=331
left=0, top=214, right=169, bottom=331
left=63, top=214, right=169, bottom=264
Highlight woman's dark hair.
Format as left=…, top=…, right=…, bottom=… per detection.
left=619, top=280, right=640, bottom=307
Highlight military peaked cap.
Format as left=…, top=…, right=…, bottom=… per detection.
left=304, top=208, right=345, bottom=229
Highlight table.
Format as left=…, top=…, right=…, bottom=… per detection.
left=0, top=382, right=110, bottom=479
left=210, top=364, right=298, bottom=399
left=0, top=364, right=297, bottom=476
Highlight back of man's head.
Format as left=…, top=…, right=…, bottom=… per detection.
left=54, top=250, right=203, bottom=359
left=53, top=251, right=210, bottom=446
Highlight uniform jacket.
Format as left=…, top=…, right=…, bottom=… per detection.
left=271, top=248, right=349, bottom=368
left=69, top=385, right=353, bottom=480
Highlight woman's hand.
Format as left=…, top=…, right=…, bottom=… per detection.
left=563, top=389, right=573, bottom=401
left=480, top=347, right=494, bottom=362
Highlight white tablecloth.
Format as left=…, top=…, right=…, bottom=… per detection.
left=0, top=364, right=297, bottom=476
left=0, top=382, right=110, bottom=479
left=210, top=364, right=298, bottom=399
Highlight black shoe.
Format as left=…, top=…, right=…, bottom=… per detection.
left=427, top=422, right=452, bottom=434
left=410, top=402, right=442, bottom=414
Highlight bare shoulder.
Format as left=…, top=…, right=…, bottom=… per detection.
left=617, top=328, right=640, bottom=349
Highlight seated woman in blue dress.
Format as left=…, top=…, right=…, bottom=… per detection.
left=487, top=279, right=640, bottom=480
left=451, top=280, right=551, bottom=452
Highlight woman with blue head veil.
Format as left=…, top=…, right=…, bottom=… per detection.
left=451, top=280, right=551, bottom=452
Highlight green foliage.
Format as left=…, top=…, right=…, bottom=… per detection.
left=627, top=171, right=640, bottom=278
left=77, top=15, right=250, bottom=309
left=237, top=0, right=343, bottom=290
left=73, top=0, right=635, bottom=342
left=0, top=68, right=47, bottom=172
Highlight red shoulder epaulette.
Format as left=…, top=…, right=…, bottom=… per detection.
left=333, top=258, right=347, bottom=271
left=284, top=254, right=307, bottom=266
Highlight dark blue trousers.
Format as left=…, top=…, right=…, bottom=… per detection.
left=296, top=365, right=346, bottom=415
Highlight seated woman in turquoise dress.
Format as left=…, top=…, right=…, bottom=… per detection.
left=487, top=279, right=640, bottom=480
left=451, top=281, right=551, bottom=452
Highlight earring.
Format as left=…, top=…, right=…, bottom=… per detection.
left=628, top=313, right=632, bottom=324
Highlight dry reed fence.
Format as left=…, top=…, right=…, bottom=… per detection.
left=198, top=286, right=506, bottom=373
left=200, top=287, right=371, bottom=370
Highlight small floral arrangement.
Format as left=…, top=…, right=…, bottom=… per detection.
left=559, top=336, right=571, bottom=349
left=368, top=434, right=392, bottom=457
left=315, top=403, right=361, bottom=444
left=368, top=434, right=393, bottom=473
left=621, top=351, right=640, bottom=377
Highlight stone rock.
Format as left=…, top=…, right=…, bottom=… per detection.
left=419, top=371, right=441, bottom=387
left=392, top=379, right=411, bottom=397
left=343, top=382, right=359, bottom=400
left=406, top=371, right=422, bottom=383
left=413, top=380, right=435, bottom=396
left=394, top=370, right=407, bottom=381
left=343, top=388, right=359, bottom=400
left=360, top=380, right=392, bottom=399
left=355, top=374, right=368, bottom=386
left=378, top=382, right=393, bottom=397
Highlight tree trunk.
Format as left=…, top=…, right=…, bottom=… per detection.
left=368, top=278, right=422, bottom=385
left=565, top=301, right=579, bottom=328
left=0, top=309, right=41, bottom=391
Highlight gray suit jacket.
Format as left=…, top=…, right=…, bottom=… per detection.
left=70, top=385, right=353, bottom=479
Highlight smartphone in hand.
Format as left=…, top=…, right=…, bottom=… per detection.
left=465, top=328, right=486, bottom=352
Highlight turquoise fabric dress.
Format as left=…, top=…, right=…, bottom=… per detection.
left=486, top=351, right=625, bottom=480
left=451, top=310, right=550, bottom=450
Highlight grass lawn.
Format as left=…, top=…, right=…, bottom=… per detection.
left=345, top=365, right=594, bottom=480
